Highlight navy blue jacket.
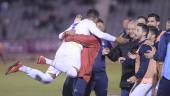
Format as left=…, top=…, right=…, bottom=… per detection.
left=92, top=40, right=111, bottom=73
left=155, top=29, right=170, bottom=61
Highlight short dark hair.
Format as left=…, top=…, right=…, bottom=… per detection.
left=137, top=23, right=149, bottom=34
left=86, top=9, right=99, bottom=18
left=148, top=13, right=160, bottom=21
left=148, top=26, right=159, bottom=38
left=167, top=18, right=170, bottom=21
left=97, top=18, right=104, bottom=23
left=137, top=16, right=147, bottom=22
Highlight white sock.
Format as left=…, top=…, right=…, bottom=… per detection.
left=19, top=66, right=54, bottom=84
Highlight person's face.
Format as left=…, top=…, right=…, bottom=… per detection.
left=134, top=26, right=144, bottom=40
left=147, top=32, right=156, bottom=42
left=127, top=22, right=136, bottom=38
left=122, top=19, right=130, bottom=30
left=147, top=17, right=160, bottom=28
left=92, top=17, right=98, bottom=23
left=166, top=20, right=170, bottom=30
left=96, top=22, right=105, bottom=32
left=137, top=18, right=146, bottom=24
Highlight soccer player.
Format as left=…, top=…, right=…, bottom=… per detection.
left=63, top=19, right=109, bottom=96
left=36, top=9, right=116, bottom=77
left=147, top=13, right=165, bottom=43
left=76, top=18, right=111, bottom=96
left=147, top=13, right=165, bottom=94
left=4, top=15, right=83, bottom=84
left=6, top=9, right=116, bottom=79
left=128, top=24, right=158, bottom=96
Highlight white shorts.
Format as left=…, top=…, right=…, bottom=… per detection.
left=53, top=42, right=82, bottom=72
left=130, top=82, right=152, bottom=96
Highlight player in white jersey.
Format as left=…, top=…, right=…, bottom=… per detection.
left=6, top=9, right=116, bottom=79
left=4, top=15, right=80, bottom=84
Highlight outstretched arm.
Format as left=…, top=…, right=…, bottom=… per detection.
left=135, top=45, right=151, bottom=79
left=88, top=22, right=116, bottom=42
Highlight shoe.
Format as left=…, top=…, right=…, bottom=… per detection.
left=37, top=56, right=46, bottom=64
left=5, top=61, right=22, bottom=75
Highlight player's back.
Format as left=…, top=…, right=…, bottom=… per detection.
left=75, top=19, right=95, bottom=35
left=56, top=19, right=95, bottom=55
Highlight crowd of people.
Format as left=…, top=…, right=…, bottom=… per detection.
left=5, top=9, right=170, bottom=96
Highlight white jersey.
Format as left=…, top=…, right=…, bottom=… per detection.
left=53, top=19, right=116, bottom=72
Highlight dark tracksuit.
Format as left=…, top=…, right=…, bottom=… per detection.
left=107, top=36, right=139, bottom=96
left=156, top=30, right=170, bottom=96
left=62, top=40, right=110, bottom=96
left=84, top=40, right=111, bottom=96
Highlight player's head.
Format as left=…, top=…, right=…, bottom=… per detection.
left=166, top=18, right=170, bottom=30
left=74, top=14, right=82, bottom=23
left=137, top=16, right=147, bottom=24
left=135, top=23, right=149, bottom=40
left=147, top=26, right=159, bottom=42
left=127, top=20, right=137, bottom=39
left=122, top=17, right=131, bottom=30
left=86, top=9, right=99, bottom=23
left=147, top=13, right=160, bottom=28
left=96, top=18, right=105, bottom=32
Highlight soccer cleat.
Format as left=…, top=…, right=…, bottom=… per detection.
left=37, top=56, right=46, bottom=64
left=5, top=61, right=22, bottom=75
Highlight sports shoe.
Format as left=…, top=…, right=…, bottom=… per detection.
left=37, top=56, right=46, bottom=64
left=5, top=61, right=22, bottom=75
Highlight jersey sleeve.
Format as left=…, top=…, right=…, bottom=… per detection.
left=88, top=21, right=116, bottom=42
left=58, top=25, right=73, bottom=39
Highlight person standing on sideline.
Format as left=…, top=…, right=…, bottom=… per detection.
left=156, top=19, right=170, bottom=96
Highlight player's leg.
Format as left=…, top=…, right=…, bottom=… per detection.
left=37, top=44, right=81, bottom=78
left=38, top=55, right=78, bottom=77
left=73, top=78, right=88, bottom=96
left=6, top=61, right=60, bottom=84
left=62, top=76, right=76, bottom=96
left=94, top=72, right=108, bottom=96
left=84, top=77, right=94, bottom=96
left=121, top=89, right=130, bottom=96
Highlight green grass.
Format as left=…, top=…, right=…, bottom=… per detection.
left=0, top=55, right=121, bottom=96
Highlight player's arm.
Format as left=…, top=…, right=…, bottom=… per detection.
left=135, top=45, right=151, bottom=79
left=154, top=34, right=167, bottom=61
left=88, top=22, right=116, bottom=42
left=64, top=33, right=100, bottom=48
left=107, top=46, right=121, bottom=62
left=127, top=45, right=151, bottom=83
left=58, top=25, right=73, bottom=39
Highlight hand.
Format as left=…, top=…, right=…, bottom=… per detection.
left=118, top=57, right=126, bottom=63
left=102, top=48, right=110, bottom=55
left=128, top=52, right=137, bottom=59
left=127, top=76, right=137, bottom=83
